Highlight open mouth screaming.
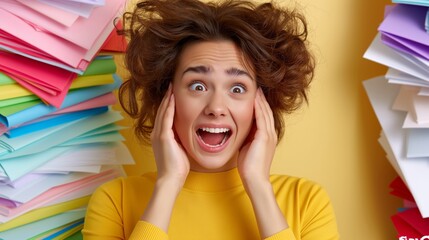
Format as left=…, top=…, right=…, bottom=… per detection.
left=197, top=127, right=231, bottom=148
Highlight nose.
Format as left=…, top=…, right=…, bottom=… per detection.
left=204, top=91, right=227, bottom=117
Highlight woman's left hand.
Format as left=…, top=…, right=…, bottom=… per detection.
left=237, top=88, right=288, bottom=238
left=237, top=88, right=277, bottom=188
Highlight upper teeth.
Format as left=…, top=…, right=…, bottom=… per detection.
left=200, top=128, right=230, bottom=133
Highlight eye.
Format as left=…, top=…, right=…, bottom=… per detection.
left=189, top=82, right=207, bottom=91
left=230, top=84, right=246, bottom=94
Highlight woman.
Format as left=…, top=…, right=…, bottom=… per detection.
left=82, top=0, right=339, bottom=239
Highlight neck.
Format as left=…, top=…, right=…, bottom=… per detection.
left=183, top=167, right=242, bottom=192
left=188, top=152, right=238, bottom=173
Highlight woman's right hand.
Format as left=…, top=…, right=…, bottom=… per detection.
left=140, top=84, right=190, bottom=232
left=150, top=84, right=190, bottom=189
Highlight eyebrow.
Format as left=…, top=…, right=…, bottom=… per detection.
left=226, top=68, right=253, bottom=80
left=182, top=66, right=254, bottom=80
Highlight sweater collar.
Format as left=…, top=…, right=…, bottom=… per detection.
left=183, top=168, right=243, bottom=192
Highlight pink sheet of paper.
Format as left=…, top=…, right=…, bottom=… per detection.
left=403, top=199, right=418, bottom=209
left=0, top=51, right=76, bottom=107
left=51, top=92, right=116, bottom=115
left=0, top=9, right=116, bottom=72
left=0, top=123, right=7, bottom=136
left=0, top=30, right=52, bottom=60
left=0, top=168, right=120, bottom=218
left=8, top=73, right=57, bottom=96
left=0, top=8, right=87, bottom=69
left=0, top=30, right=89, bottom=73
left=16, top=0, right=80, bottom=27
left=9, top=73, right=72, bottom=108
left=1, top=0, right=125, bottom=50
left=0, top=51, right=76, bottom=93
left=8, top=92, right=117, bottom=129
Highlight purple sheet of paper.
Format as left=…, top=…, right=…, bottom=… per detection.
left=0, top=198, right=17, bottom=208
left=378, top=4, right=429, bottom=59
left=381, top=33, right=429, bottom=60
left=3, top=173, right=43, bottom=189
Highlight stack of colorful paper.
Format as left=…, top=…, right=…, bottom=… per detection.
left=362, top=1, right=429, bottom=238
left=0, top=1, right=133, bottom=239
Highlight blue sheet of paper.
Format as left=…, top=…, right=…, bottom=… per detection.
left=0, top=74, right=121, bottom=128
left=42, top=219, right=84, bottom=240
left=6, top=106, right=108, bottom=138
left=393, top=0, right=429, bottom=7
left=0, top=110, right=123, bottom=160
left=0, top=146, right=71, bottom=181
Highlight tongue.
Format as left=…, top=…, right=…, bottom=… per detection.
left=199, top=131, right=225, bottom=146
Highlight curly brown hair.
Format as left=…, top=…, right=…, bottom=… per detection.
left=119, top=0, right=315, bottom=143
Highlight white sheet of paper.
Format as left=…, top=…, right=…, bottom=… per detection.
left=403, top=113, right=429, bottom=128
left=363, top=76, right=429, bottom=218
left=38, top=0, right=96, bottom=18
left=386, top=68, right=429, bottom=88
left=395, top=47, right=429, bottom=74
left=378, top=131, right=405, bottom=180
left=406, top=128, right=429, bottom=158
left=0, top=167, right=122, bottom=222
left=418, top=87, right=429, bottom=96
left=36, top=142, right=134, bottom=173
left=16, top=0, right=80, bottom=27
left=0, top=171, right=92, bottom=203
left=392, top=85, right=419, bottom=112
left=412, top=94, right=429, bottom=123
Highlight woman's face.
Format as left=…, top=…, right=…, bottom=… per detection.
left=172, top=40, right=257, bottom=172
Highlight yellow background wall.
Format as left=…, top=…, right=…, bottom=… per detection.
left=114, top=0, right=399, bottom=239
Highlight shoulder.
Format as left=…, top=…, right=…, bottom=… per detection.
left=269, top=174, right=333, bottom=208
left=270, top=175, right=339, bottom=237
left=91, top=172, right=157, bottom=200
left=270, top=174, right=326, bottom=193
left=99, top=171, right=156, bottom=187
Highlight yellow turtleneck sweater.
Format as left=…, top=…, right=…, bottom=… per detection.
left=82, top=168, right=339, bottom=240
